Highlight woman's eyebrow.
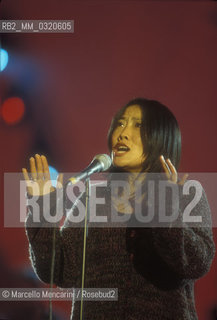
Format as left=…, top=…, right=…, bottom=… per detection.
left=120, top=116, right=142, bottom=121
left=133, top=118, right=142, bottom=121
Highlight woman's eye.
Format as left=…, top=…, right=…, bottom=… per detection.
left=117, top=121, right=124, bottom=127
left=135, top=122, right=142, bottom=128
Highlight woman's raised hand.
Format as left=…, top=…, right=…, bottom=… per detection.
left=159, top=155, right=188, bottom=185
left=22, top=154, right=63, bottom=196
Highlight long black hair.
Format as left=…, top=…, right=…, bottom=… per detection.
left=107, top=98, right=181, bottom=173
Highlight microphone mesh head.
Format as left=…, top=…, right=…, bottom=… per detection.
left=93, top=154, right=112, bottom=171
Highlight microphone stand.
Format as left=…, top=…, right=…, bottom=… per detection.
left=80, top=178, right=90, bottom=320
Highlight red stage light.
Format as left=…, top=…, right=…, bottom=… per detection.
left=1, top=97, right=25, bottom=125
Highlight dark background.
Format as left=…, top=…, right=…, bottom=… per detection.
left=0, top=1, right=217, bottom=319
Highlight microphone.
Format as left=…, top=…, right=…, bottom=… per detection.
left=68, top=154, right=112, bottom=184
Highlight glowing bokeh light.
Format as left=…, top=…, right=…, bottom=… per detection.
left=49, top=165, right=59, bottom=187
left=1, top=97, right=25, bottom=125
left=0, top=48, right=9, bottom=71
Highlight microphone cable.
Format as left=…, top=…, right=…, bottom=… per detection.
left=49, top=225, right=56, bottom=320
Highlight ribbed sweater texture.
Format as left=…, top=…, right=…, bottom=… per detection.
left=25, top=180, right=215, bottom=320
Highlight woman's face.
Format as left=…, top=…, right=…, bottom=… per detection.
left=111, top=105, right=146, bottom=172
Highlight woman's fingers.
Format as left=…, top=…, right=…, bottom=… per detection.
left=160, top=155, right=189, bottom=185
left=57, top=173, right=63, bottom=188
left=178, top=173, right=189, bottom=186
left=159, top=155, right=171, bottom=180
left=165, top=158, right=177, bottom=183
left=160, top=155, right=178, bottom=183
left=22, top=168, right=34, bottom=195
left=35, top=154, right=43, bottom=179
left=41, top=155, right=50, bottom=180
left=30, top=157, right=37, bottom=180
left=29, top=154, right=50, bottom=181
left=22, top=168, right=30, bottom=182
left=22, top=154, right=55, bottom=196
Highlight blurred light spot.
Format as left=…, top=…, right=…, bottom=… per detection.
left=1, top=97, right=25, bottom=125
left=0, top=48, right=9, bottom=71
left=49, top=165, right=59, bottom=187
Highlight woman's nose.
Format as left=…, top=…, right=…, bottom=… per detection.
left=118, top=126, right=130, bottom=141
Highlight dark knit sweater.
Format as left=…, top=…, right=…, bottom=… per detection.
left=25, top=180, right=215, bottom=320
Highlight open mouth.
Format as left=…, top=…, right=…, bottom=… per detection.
left=113, top=143, right=130, bottom=156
